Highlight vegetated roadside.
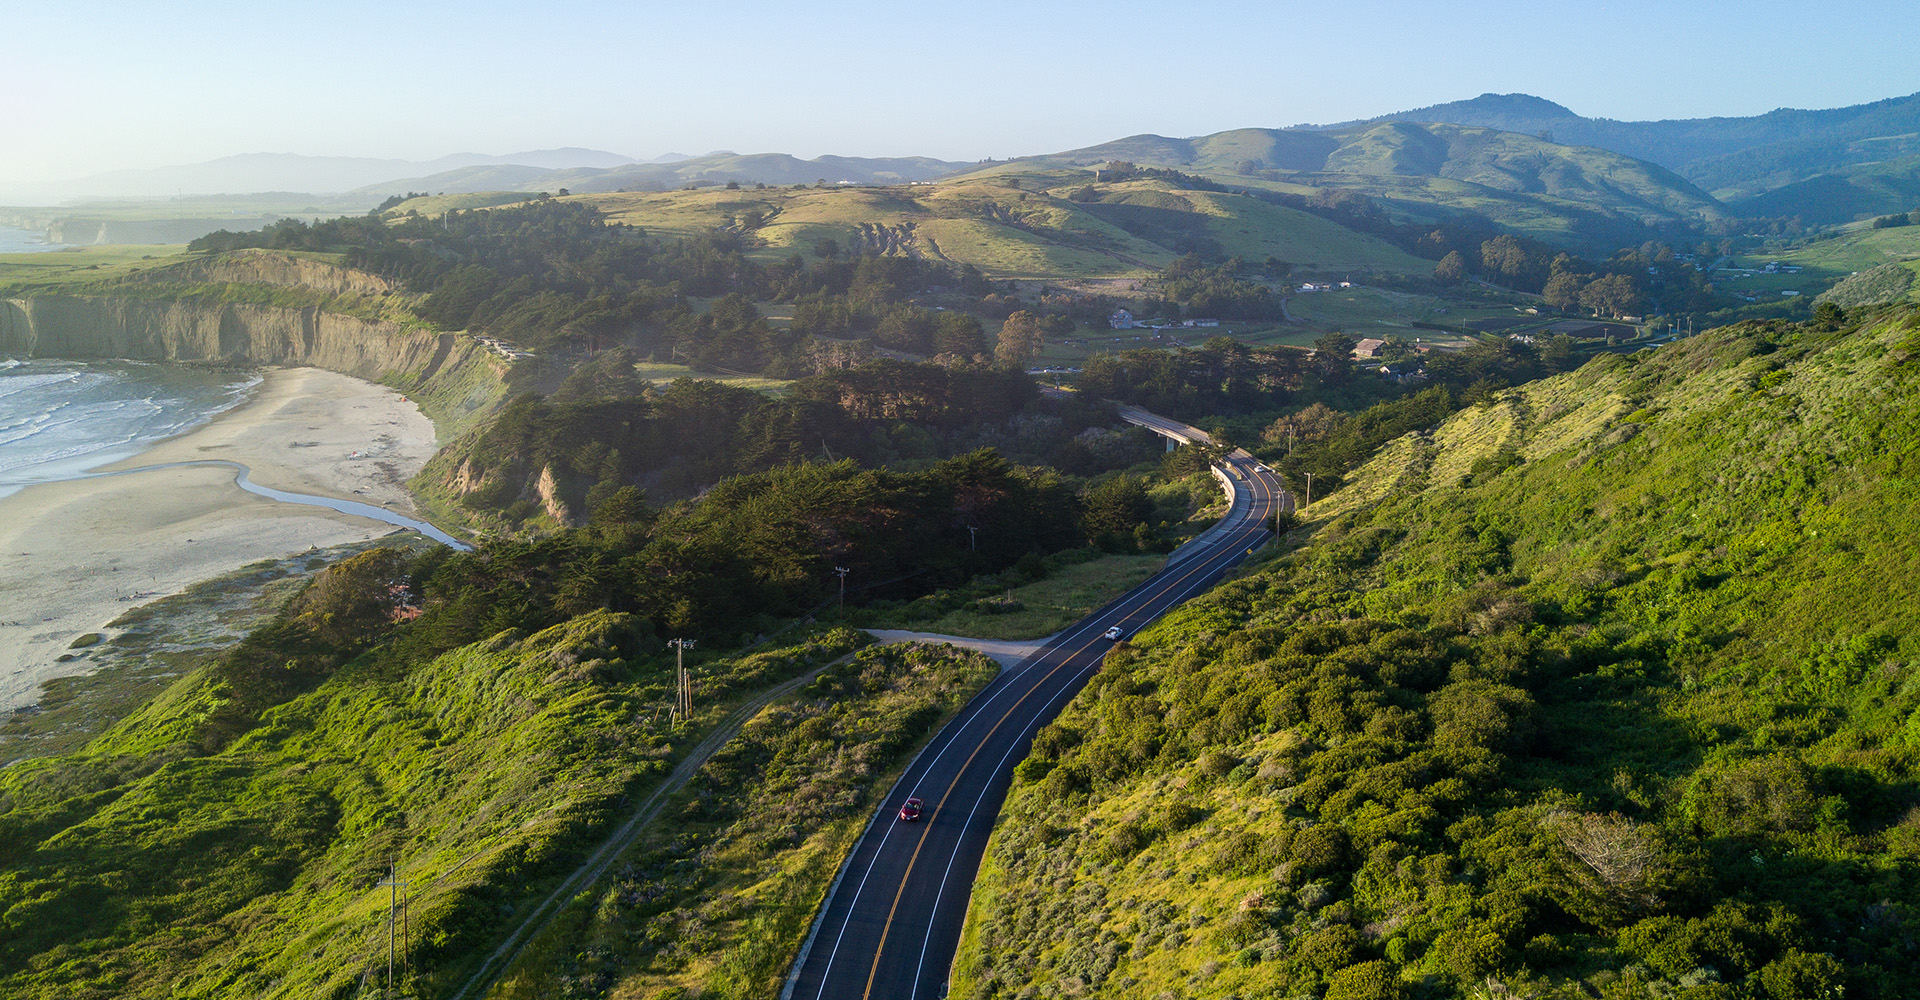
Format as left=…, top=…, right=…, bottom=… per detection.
left=955, top=304, right=1920, bottom=999
left=484, top=641, right=998, bottom=999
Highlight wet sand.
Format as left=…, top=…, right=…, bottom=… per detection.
left=0, top=367, right=442, bottom=710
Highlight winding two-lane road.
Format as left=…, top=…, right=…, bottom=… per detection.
left=785, top=443, right=1288, bottom=1000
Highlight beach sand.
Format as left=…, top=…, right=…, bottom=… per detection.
left=0, top=366, right=442, bottom=711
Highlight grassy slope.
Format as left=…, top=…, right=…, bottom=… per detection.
left=955, top=307, right=1920, bottom=999
left=0, top=620, right=870, bottom=999
left=0, top=244, right=194, bottom=288
left=569, top=177, right=1428, bottom=281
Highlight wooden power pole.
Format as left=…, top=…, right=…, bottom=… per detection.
left=377, top=860, right=409, bottom=998
left=668, top=638, right=696, bottom=721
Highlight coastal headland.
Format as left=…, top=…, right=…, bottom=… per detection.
left=0, top=366, right=440, bottom=711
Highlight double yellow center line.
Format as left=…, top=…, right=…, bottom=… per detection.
left=855, top=464, right=1281, bottom=998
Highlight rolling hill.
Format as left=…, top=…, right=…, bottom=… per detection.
left=971, top=122, right=1726, bottom=249
left=470, top=174, right=1432, bottom=281
left=1338, top=91, right=1920, bottom=224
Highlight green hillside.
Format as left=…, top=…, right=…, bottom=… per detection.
left=975, top=122, right=1725, bottom=249
left=956, top=306, right=1920, bottom=999
left=549, top=175, right=1430, bottom=280
left=1726, top=153, right=1920, bottom=226
left=1332, top=90, right=1920, bottom=227
left=1339, top=91, right=1920, bottom=178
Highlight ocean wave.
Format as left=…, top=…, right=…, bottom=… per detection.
left=0, top=361, right=256, bottom=486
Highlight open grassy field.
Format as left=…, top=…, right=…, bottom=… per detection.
left=0, top=244, right=192, bottom=290
left=857, top=551, right=1171, bottom=640
left=1765, top=222, right=1920, bottom=285
left=562, top=173, right=1430, bottom=283
left=629, top=360, right=792, bottom=393
left=385, top=191, right=535, bottom=216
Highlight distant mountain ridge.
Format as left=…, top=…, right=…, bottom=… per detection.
left=1327, top=91, right=1920, bottom=222
left=973, top=121, right=1725, bottom=249
left=14, top=148, right=641, bottom=202
left=354, top=152, right=973, bottom=198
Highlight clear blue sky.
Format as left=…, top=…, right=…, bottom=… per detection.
left=3, top=0, right=1916, bottom=184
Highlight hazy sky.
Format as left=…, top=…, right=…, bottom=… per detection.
left=4, top=0, right=1917, bottom=184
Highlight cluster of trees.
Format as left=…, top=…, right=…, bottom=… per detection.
left=789, top=295, right=988, bottom=357
left=447, top=356, right=1147, bottom=522
left=1078, top=332, right=1555, bottom=428
left=412, top=449, right=1088, bottom=651
left=1083, top=161, right=1229, bottom=192
left=1870, top=209, right=1919, bottom=229
left=1080, top=337, right=1346, bottom=417
left=1157, top=254, right=1286, bottom=320
left=1433, top=234, right=1770, bottom=320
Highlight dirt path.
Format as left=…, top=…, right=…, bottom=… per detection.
left=451, top=655, right=851, bottom=1000
left=861, top=630, right=1052, bottom=667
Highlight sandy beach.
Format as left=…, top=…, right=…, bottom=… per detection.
left=0, top=366, right=442, bottom=711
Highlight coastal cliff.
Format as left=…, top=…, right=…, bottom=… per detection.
left=126, top=249, right=400, bottom=298
left=1, top=294, right=449, bottom=381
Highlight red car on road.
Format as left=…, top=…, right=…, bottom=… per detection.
left=898, top=797, right=924, bottom=822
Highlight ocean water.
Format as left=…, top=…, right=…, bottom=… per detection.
left=0, top=226, right=68, bottom=253
left=0, top=358, right=256, bottom=497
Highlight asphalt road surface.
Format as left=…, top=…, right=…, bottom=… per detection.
left=785, top=447, right=1289, bottom=1000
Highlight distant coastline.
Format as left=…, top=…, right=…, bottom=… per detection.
left=0, top=226, right=67, bottom=254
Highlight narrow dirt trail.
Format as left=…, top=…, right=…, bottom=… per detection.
left=451, top=655, right=850, bottom=999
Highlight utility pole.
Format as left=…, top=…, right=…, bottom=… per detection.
left=1288, top=423, right=1296, bottom=456
left=377, top=860, right=409, bottom=999
left=834, top=566, right=850, bottom=615
left=1304, top=472, right=1313, bottom=512
left=668, top=638, right=696, bottom=721
left=965, top=525, right=978, bottom=552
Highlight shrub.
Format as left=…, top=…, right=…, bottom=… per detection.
left=1683, top=757, right=1820, bottom=837
left=1290, top=824, right=1349, bottom=874
left=1428, top=679, right=1536, bottom=754
left=1300, top=924, right=1364, bottom=974
left=1325, top=960, right=1407, bottom=1000
left=1757, top=949, right=1845, bottom=999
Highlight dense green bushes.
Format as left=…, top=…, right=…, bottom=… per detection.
left=956, top=306, right=1920, bottom=999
